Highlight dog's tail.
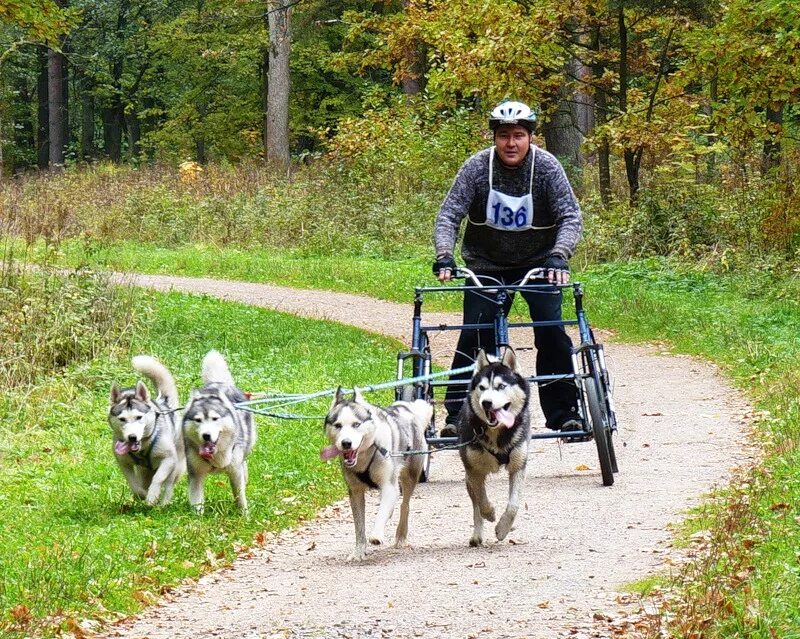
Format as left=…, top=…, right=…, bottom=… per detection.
left=131, top=355, right=179, bottom=409
left=407, top=399, right=434, bottom=438
left=201, top=350, right=235, bottom=386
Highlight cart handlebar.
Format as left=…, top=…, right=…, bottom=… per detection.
left=454, top=266, right=546, bottom=287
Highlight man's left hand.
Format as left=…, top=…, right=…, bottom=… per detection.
left=542, top=255, right=570, bottom=285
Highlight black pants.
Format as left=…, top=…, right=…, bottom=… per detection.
left=444, top=267, right=579, bottom=429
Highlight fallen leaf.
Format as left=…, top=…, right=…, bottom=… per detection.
left=575, top=464, right=590, bottom=471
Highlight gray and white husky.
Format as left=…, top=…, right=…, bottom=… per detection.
left=182, top=350, right=256, bottom=514
left=458, top=348, right=531, bottom=547
left=108, top=356, right=185, bottom=506
left=322, top=388, right=432, bottom=561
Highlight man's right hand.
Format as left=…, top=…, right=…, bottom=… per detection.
left=432, top=255, right=457, bottom=282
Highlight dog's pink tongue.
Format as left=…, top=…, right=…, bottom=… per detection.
left=320, top=445, right=340, bottom=461
left=496, top=408, right=515, bottom=428
left=199, top=442, right=216, bottom=460
left=115, top=441, right=132, bottom=456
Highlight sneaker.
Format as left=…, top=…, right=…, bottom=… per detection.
left=440, top=420, right=458, bottom=438
left=560, top=419, right=592, bottom=443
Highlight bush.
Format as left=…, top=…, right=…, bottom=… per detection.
left=0, top=246, right=141, bottom=388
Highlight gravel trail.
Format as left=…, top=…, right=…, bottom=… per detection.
left=99, top=273, right=754, bottom=639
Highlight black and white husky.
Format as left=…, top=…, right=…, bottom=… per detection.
left=108, top=356, right=185, bottom=506
left=182, top=350, right=256, bottom=514
left=322, top=388, right=432, bottom=561
left=458, top=348, right=531, bottom=546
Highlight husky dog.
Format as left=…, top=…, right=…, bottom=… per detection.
left=458, top=348, right=531, bottom=546
left=182, top=350, right=256, bottom=514
left=108, top=356, right=185, bottom=506
left=322, top=388, right=432, bottom=561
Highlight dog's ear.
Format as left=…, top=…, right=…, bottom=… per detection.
left=331, top=386, right=345, bottom=409
left=110, top=383, right=121, bottom=404
left=353, top=387, right=366, bottom=405
left=501, top=347, right=521, bottom=374
left=475, top=349, right=491, bottom=371
left=135, top=380, right=150, bottom=402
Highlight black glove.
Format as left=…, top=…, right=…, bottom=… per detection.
left=432, top=255, right=457, bottom=275
left=542, top=255, right=569, bottom=272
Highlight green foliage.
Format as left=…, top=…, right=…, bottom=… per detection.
left=683, top=0, right=800, bottom=153
left=142, top=0, right=266, bottom=161
left=0, top=0, right=74, bottom=49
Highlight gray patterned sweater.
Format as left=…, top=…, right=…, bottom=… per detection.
left=434, top=146, right=582, bottom=272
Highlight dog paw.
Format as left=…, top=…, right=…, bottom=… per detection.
left=481, top=505, right=496, bottom=522
left=347, top=549, right=367, bottom=562
left=192, top=504, right=205, bottom=515
left=394, top=538, right=410, bottom=549
left=469, top=535, right=485, bottom=547
left=368, top=536, right=383, bottom=546
left=495, top=513, right=515, bottom=541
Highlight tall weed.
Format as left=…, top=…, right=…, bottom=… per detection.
left=0, top=244, right=140, bottom=388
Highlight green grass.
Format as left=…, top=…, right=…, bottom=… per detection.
left=0, top=290, right=403, bottom=637
left=37, top=239, right=452, bottom=308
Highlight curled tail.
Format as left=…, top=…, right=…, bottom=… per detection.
left=408, top=399, right=433, bottom=436
left=131, top=355, right=179, bottom=409
left=201, top=349, right=235, bottom=386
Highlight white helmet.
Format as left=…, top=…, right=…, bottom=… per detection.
left=488, top=101, right=536, bottom=132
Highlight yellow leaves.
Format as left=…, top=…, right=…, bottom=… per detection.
left=179, top=161, right=204, bottom=183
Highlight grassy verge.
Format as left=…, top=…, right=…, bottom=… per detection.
left=34, top=239, right=451, bottom=307
left=0, top=290, right=403, bottom=637
left=579, top=260, right=800, bottom=637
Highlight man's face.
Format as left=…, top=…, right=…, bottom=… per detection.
left=494, top=124, right=531, bottom=167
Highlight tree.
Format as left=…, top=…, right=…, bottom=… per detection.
left=266, top=0, right=292, bottom=170
left=0, top=0, right=73, bottom=174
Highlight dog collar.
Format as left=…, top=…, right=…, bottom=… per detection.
left=128, top=425, right=160, bottom=469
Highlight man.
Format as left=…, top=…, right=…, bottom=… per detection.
left=432, top=100, right=585, bottom=439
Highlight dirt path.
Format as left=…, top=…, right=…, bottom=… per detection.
left=101, top=273, right=754, bottom=639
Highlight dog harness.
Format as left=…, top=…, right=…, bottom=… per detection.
left=355, top=445, right=389, bottom=489
left=128, top=424, right=160, bottom=470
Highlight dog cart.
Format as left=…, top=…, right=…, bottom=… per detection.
left=395, top=267, right=619, bottom=486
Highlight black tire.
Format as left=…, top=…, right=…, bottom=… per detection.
left=585, top=377, right=614, bottom=487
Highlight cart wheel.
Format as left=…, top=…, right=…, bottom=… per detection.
left=585, top=378, right=615, bottom=487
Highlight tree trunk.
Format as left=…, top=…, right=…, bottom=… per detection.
left=79, top=74, right=96, bottom=161
left=761, top=104, right=783, bottom=174
left=126, top=111, right=141, bottom=159
left=541, top=58, right=585, bottom=175
left=617, top=5, right=640, bottom=205
left=590, top=24, right=611, bottom=206
left=400, top=0, right=425, bottom=98
left=266, top=0, right=292, bottom=172
left=13, top=76, right=35, bottom=172
left=37, top=46, right=50, bottom=169
left=261, top=46, right=269, bottom=157
left=48, top=47, right=68, bottom=168
left=102, top=105, right=123, bottom=163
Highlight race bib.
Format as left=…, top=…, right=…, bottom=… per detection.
left=486, top=190, right=534, bottom=231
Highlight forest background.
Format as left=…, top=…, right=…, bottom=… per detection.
left=1, top=0, right=799, bottom=637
